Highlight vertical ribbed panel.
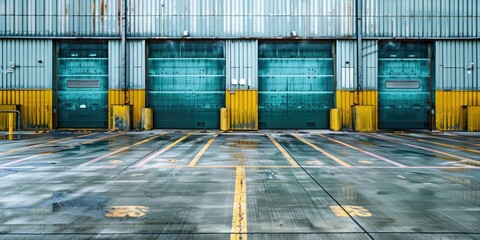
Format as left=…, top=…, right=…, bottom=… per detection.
left=0, top=0, right=121, bottom=37
left=336, top=90, right=378, bottom=130
left=0, top=90, right=53, bottom=129
left=435, top=41, right=480, bottom=90
left=366, top=0, right=480, bottom=38
left=226, top=40, right=258, bottom=90
left=435, top=90, right=480, bottom=131
left=2, top=0, right=479, bottom=38
left=128, top=40, right=146, bottom=89
left=127, top=0, right=356, bottom=38
left=226, top=90, right=258, bottom=130
left=0, top=40, right=53, bottom=89
left=467, top=106, right=480, bottom=132
left=109, top=40, right=146, bottom=89
left=108, top=41, right=120, bottom=89
left=336, top=40, right=378, bottom=90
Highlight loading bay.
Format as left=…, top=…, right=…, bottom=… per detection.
left=0, top=130, right=479, bottom=240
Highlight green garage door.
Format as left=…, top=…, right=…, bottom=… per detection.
left=148, top=42, right=225, bottom=129
left=258, top=42, right=334, bottom=129
left=378, top=42, right=432, bottom=129
left=57, top=42, right=108, bottom=128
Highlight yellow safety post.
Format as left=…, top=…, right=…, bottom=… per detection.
left=220, top=107, right=229, bottom=131
left=330, top=108, right=342, bottom=131
left=8, top=113, right=14, bottom=134
left=142, top=107, right=153, bottom=130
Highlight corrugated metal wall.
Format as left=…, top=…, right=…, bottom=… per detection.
left=435, top=41, right=480, bottom=90
left=226, top=40, right=258, bottom=90
left=2, top=0, right=479, bottom=38
left=0, top=40, right=53, bottom=89
left=0, top=90, right=53, bottom=129
left=336, top=40, right=378, bottom=90
left=109, top=40, right=146, bottom=89
left=364, top=0, right=480, bottom=38
left=0, top=0, right=121, bottom=37
left=128, top=0, right=355, bottom=38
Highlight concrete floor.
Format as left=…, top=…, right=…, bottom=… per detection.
left=0, top=130, right=479, bottom=240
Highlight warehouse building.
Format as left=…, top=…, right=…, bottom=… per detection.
left=1, top=0, right=479, bottom=131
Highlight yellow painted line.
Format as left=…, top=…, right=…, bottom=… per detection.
left=192, top=165, right=295, bottom=169
left=424, top=134, right=480, bottom=147
left=131, top=165, right=478, bottom=169
left=292, top=134, right=351, bottom=167
left=317, top=134, right=406, bottom=167
left=366, top=134, right=480, bottom=166
left=265, top=133, right=299, bottom=167
left=0, top=154, right=45, bottom=167
left=392, top=133, right=480, bottom=154
left=188, top=134, right=218, bottom=167
left=0, top=132, right=96, bottom=156
left=81, top=133, right=125, bottom=145
left=134, top=132, right=193, bottom=168
left=231, top=167, right=247, bottom=240
left=79, top=133, right=167, bottom=167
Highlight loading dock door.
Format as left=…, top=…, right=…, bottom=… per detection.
left=148, top=42, right=225, bottom=129
left=378, top=42, right=432, bottom=129
left=57, top=42, right=109, bottom=128
left=258, top=42, right=334, bottom=129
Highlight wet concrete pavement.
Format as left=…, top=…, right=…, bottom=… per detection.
left=0, top=130, right=479, bottom=239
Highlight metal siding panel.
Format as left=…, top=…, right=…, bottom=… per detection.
left=0, top=40, right=53, bottom=89
left=128, top=40, right=146, bottom=89
left=2, top=0, right=479, bottom=38
left=0, top=90, right=53, bottom=129
left=108, top=40, right=121, bottom=89
left=435, top=40, right=480, bottom=91
left=226, top=40, right=258, bottom=90
left=336, top=40, right=377, bottom=90
left=435, top=90, right=480, bottom=130
left=0, top=0, right=120, bottom=37
left=107, top=41, right=145, bottom=90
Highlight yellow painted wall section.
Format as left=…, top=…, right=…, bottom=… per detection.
left=226, top=90, right=258, bottom=130
left=467, top=106, right=480, bottom=132
left=353, top=105, right=375, bottom=132
left=436, top=91, right=480, bottom=131
left=0, top=90, right=53, bottom=130
left=336, top=90, right=378, bottom=130
left=108, top=90, right=145, bottom=129
left=0, top=105, right=19, bottom=131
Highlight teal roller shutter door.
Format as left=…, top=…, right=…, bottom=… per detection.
left=148, top=42, right=225, bottom=129
left=378, top=42, right=432, bottom=129
left=258, top=42, right=334, bottom=129
left=57, top=42, right=109, bottom=128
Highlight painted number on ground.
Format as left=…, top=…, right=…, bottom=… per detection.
left=105, top=206, right=149, bottom=218
left=329, top=205, right=372, bottom=217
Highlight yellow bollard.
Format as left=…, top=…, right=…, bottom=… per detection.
left=8, top=113, right=14, bottom=134
left=142, top=108, right=153, bottom=130
left=220, top=108, right=229, bottom=131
